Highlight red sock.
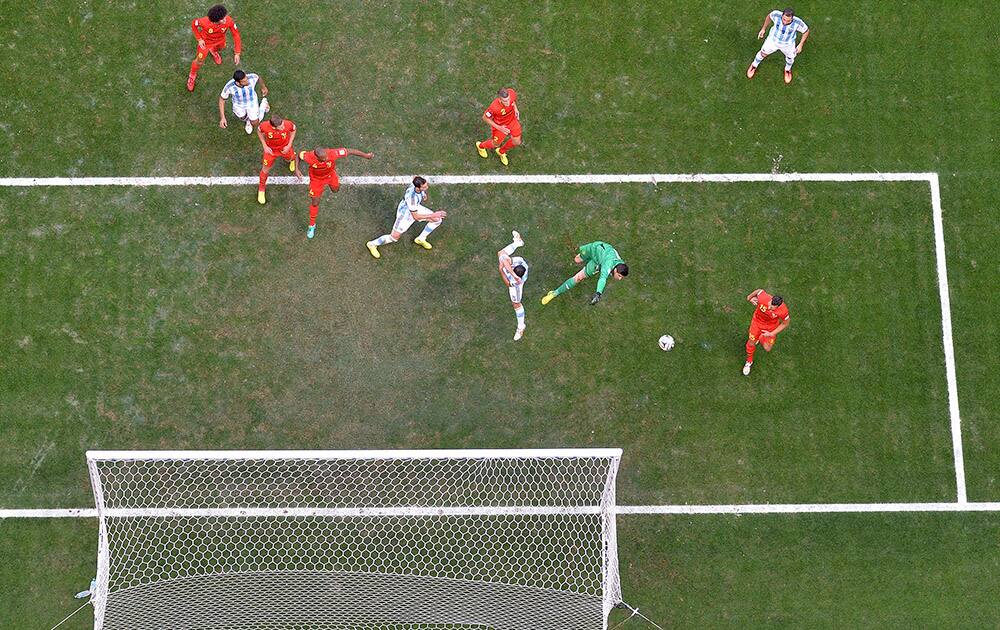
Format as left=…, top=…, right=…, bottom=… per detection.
left=745, top=338, right=757, bottom=363
left=479, top=138, right=496, bottom=150
left=189, top=59, right=201, bottom=76
left=309, top=204, right=319, bottom=227
left=499, top=138, right=516, bottom=155
left=259, top=170, right=268, bottom=190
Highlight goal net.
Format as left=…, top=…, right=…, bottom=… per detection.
left=86, top=449, right=623, bottom=630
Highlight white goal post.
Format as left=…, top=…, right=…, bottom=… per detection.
left=86, top=449, right=624, bottom=630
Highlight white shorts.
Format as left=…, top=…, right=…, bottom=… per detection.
left=233, top=98, right=268, bottom=122
left=760, top=38, right=796, bottom=63
left=508, top=281, right=524, bottom=305
left=392, top=208, right=417, bottom=234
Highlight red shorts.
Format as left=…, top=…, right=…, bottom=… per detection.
left=491, top=119, right=522, bottom=145
left=748, top=318, right=781, bottom=344
left=262, top=146, right=295, bottom=168
left=309, top=176, right=340, bottom=199
left=196, top=40, right=226, bottom=60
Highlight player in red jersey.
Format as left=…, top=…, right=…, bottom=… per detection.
left=475, top=88, right=522, bottom=167
left=187, top=4, right=242, bottom=92
left=256, top=115, right=302, bottom=205
left=743, top=288, right=790, bottom=376
left=298, top=146, right=374, bottom=239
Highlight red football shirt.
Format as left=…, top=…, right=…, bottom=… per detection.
left=191, top=15, right=242, bottom=52
left=260, top=120, right=296, bottom=151
left=300, top=148, right=348, bottom=179
left=751, top=291, right=790, bottom=325
left=485, top=89, right=518, bottom=126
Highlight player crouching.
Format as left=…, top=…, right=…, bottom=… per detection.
left=743, top=288, right=790, bottom=376
left=366, top=177, right=447, bottom=257
left=542, top=241, right=628, bottom=306
left=257, top=115, right=302, bottom=204
left=497, top=231, right=528, bottom=341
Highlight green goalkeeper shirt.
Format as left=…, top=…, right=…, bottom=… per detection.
left=578, top=241, right=624, bottom=294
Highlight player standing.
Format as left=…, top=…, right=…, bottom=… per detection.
left=299, top=146, right=374, bottom=239
left=475, top=88, right=522, bottom=167
left=366, top=177, right=448, bottom=258
left=187, top=4, right=242, bottom=92
left=746, top=8, right=809, bottom=84
left=541, top=241, right=628, bottom=306
left=257, top=115, right=302, bottom=205
left=743, top=288, right=791, bottom=376
left=219, top=70, right=269, bottom=135
left=497, top=231, right=528, bottom=341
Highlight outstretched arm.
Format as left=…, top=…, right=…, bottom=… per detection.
left=345, top=148, right=374, bottom=160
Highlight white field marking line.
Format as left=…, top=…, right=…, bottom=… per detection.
left=0, top=172, right=937, bottom=187
left=5, top=502, right=1000, bottom=519
left=0, top=171, right=966, bottom=508
left=930, top=173, right=967, bottom=503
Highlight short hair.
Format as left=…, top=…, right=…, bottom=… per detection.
left=232, top=69, right=246, bottom=82
left=412, top=176, right=427, bottom=188
left=614, top=263, right=629, bottom=277
left=782, top=7, right=795, bottom=17
left=771, top=295, right=784, bottom=307
left=314, top=147, right=327, bottom=160
left=268, top=114, right=283, bottom=127
left=513, top=264, right=526, bottom=278
left=497, top=87, right=509, bottom=98
left=208, top=4, right=228, bottom=22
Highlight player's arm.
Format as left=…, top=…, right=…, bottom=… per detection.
left=286, top=127, right=297, bottom=151
left=218, top=94, right=229, bottom=128
left=482, top=112, right=508, bottom=134
left=344, top=148, right=375, bottom=160
left=191, top=18, right=205, bottom=45
left=497, top=255, right=514, bottom=287
left=795, top=27, right=809, bottom=53
left=513, top=102, right=520, bottom=120
left=256, top=74, right=268, bottom=96
left=763, top=317, right=790, bottom=339
left=256, top=126, right=271, bottom=153
left=590, top=268, right=612, bottom=304
left=758, top=13, right=773, bottom=39
left=747, top=288, right=764, bottom=305
left=229, top=18, right=242, bottom=63
left=407, top=196, right=445, bottom=222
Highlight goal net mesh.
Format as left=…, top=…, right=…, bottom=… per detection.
left=87, top=450, right=623, bottom=630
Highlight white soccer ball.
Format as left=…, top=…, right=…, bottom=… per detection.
left=658, top=335, right=675, bottom=351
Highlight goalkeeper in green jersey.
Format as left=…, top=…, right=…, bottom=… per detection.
left=541, top=241, right=629, bottom=306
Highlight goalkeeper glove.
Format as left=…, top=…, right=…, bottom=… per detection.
left=589, top=292, right=602, bottom=305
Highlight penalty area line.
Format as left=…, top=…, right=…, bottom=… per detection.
left=0, top=172, right=938, bottom=187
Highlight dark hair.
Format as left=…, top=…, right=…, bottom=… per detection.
left=412, top=176, right=427, bottom=188
left=232, top=69, right=246, bottom=82
left=268, top=115, right=283, bottom=127
left=513, top=264, right=526, bottom=278
left=782, top=7, right=795, bottom=17
left=771, top=295, right=784, bottom=307
left=314, top=147, right=327, bottom=160
left=614, top=263, right=629, bottom=277
left=208, top=4, right=228, bottom=22
left=497, top=87, right=509, bottom=98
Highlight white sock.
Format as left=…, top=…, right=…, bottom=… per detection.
left=501, top=240, right=522, bottom=256
left=418, top=221, right=441, bottom=241
left=371, top=234, right=395, bottom=246
left=753, top=53, right=764, bottom=67
left=515, top=306, right=525, bottom=328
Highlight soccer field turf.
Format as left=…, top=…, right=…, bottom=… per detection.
left=2, top=0, right=999, bottom=627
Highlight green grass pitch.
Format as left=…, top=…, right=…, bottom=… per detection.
left=1, top=1, right=999, bottom=628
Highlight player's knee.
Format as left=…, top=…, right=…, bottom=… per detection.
left=512, top=137, right=522, bottom=146
left=388, top=232, right=401, bottom=242
left=512, top=301, right=522, bottom=309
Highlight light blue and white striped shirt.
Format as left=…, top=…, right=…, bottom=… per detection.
left=220, top=73, right=260, bottom=109
left=768, top=10, right=808, bottom=45
left=397, top=183, right=429, bottom=215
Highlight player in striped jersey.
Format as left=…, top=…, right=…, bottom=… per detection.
left=497, top=231, right=528, bottom=341
left=747, top=8, right=809, bottom=84
left=366, top=177, right=448, bottom=258
left=219, top=70, right=269, bottom=134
